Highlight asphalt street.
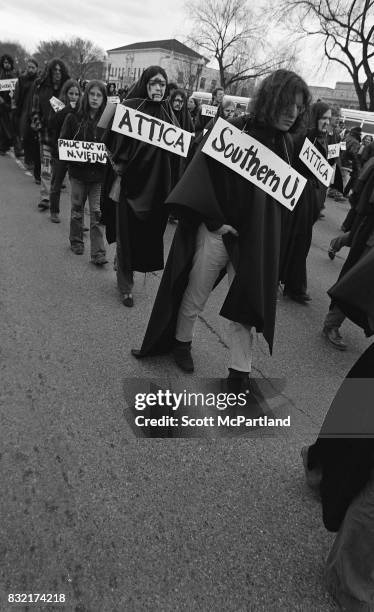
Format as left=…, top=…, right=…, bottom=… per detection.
left=1, top=152, right=370, bottom=611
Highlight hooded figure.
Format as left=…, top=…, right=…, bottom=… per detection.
left=281, top=101, right=331, bottom=303
left=102, top=65, right=181, bottom=307
left=131, top=70, right=311, bottom=383
left=0, top=54, right=17, bottom=154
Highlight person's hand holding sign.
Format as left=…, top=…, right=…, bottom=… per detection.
left=213, top=224, right=239, bottom=237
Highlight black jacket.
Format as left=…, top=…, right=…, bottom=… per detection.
left=60, top=112, right=107, bottom=183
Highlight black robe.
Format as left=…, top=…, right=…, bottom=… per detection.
left=281, top=129, right=328, bottom=294
left=307, top=342, right=374, bottom=532
left=133, top=116, right=296, bottom=357
left=102, top=97, right=178, bottom=273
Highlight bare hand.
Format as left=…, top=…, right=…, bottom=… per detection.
left=213, top=224, right=239, bottom=237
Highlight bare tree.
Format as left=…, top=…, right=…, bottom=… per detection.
left=0, top=41, right=30, bottom=72
left=185, top=0, right=294, bottom=90
left=276, top=0, right=374, bottom=110
left=35, top=38, right=105, bottom=80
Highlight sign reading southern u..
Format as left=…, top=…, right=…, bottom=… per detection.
left=111, top=105, right=192, bottom=157
left=202, top=118, right=307, bottom=211
left=0, top=78, right=17, bottom=92
left=201, top=104, right=218, bottom=118
left=299, top=138, right=334, bottom=186
left=58, top=139, right=107, bottom=163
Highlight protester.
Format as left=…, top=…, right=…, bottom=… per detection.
left=48, top=79, right=82, bottom=223
left=31, top=58, right=70, bottom=210
left=14, top=58, right=39, bottom=176
left=169, top=88, right=194, bottom=189
left=107, top=82, right=116, bottom=96
left=281, top=102, right=331, bottom=303
left=301, top=342, right=374, bottom=610
left=0, top=54, right=17, bottom=155
left=60, top=80, right=108, bottom=264
left=102, top=65, right=181, bottom=307
left=166, top=82, right=178, bottom=99
left=359, top=134, right=373, bottom=163
left=194, top=86, right=224, bottom=138
left=131, top=69, right=311, bottom=385
left=327, top=106, right=344, bottom=201
left=322, top=156, right=374, bottom=350
left=187, top=96, right=199, bottom=126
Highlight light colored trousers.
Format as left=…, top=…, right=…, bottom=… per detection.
left=176, top=224, right=255, bottom=372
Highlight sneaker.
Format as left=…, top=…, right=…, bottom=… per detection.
left=71, top=244, right=84, bottom=255
left=122, top=294, right=134, bottom=307
left=91, top=255, right=108, bottom=266
left=172, top=341, right=194, bottom=372
left=322, top=326, right=347, bottom=350
left=50, top=213, right=61, bottom=223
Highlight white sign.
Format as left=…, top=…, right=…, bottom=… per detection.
left=202, top=118, right=307, bottom=211
left=340, top=141, right=347, bottom=151
left=58, top=139, right=107, bottom=164
left=107, top=96, right=120, bottom=104
left=50, top=96, right=65, bottom=113
left=201, top=104, right=217, bottom=118
left=0, top=78, right=17, bottom=92
left=327, top=143, right=341, bottom=159
left=111, top=104, right=192, bottom=158
left=299, top=138, right=334, bottom=187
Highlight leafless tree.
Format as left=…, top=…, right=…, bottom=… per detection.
left=185, top=0, right=295, bottom=90
left=35, top=38, right=105, bottom=80
left=275, top=0, right=374, bottom=110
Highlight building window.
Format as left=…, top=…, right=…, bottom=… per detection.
left=177, top=71, right=184, bottom=84
left=211, top=79, right=217, bottom=90
left=199, top=77, right=206, bottom=90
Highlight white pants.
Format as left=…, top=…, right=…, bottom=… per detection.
left=175, top=224, right=255, bottom=372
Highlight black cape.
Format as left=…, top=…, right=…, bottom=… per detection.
left=102, top=96, right=179, bottom=272
left=134, top=116, right=295, bottom=356
left=307, top=342, right=374, bottom=531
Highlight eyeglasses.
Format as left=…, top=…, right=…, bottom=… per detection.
left=148, top=79, right=166, bottom=87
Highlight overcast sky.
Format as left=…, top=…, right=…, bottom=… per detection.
left=1, top=0, right=350, bottom=87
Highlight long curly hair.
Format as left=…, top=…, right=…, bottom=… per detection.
left=251, top=69, right=311, bottom=133
left=308, top=101, right=330, bottom=131
left=0, top=54, right=14, bottom=71
left=39, top=58, right=70, bottom=87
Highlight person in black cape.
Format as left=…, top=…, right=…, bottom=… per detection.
left=301, top=341, right=374, bottom=610
left=132, top=70, right=311, bottom=387
left=281, top=101, right=332, bottom=303
left=102, top=66, right=180, bottom=307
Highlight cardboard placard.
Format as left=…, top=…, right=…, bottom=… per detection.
left=299, top=138, right=334, bottom=187
left=58, top=139, right=107, bottom=163
left=107, top=96, right=120, bottom=104
left=0, top=78, right=17, bottom=92
left=201, top=104, right=217, bottom=118
left=202, top=118, right=306, bottom=211
left=111, top=105, right=192, bottom=158
left=50, top=96, right=65, bottom=112
left=327, top=142, right=341, bottom=159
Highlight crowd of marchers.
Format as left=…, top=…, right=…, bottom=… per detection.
left=2, top=52, right=374, bottom=610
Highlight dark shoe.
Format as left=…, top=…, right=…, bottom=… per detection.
left=284, top=290, right=311, bottom=304
left=83, top=226, right=89, bottom=232
left=318, top=213, right=325, bottom=219
left=322, top=326, right=347, bottom=351
left=38, top=200, right=49, bottom=211
left=328, top=238, right=338, bottom=260
left=92, top=255, right=108, bottom=266
left=334, top=195, right=347, bottom=202
left=34, top=178, right=41, bottom=185
left=123, top=294, right=134, bottom=307
left=301, top=446, right=322, bottom=490
left=50, top=213, right=61, bottom=223
left=227, top=368, right=250, bottom=394
left=172, top=341, right=194, bottom=372
left=71, top=244, right=84, bottom=255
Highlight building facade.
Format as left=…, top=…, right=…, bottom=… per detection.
left=309, top=81, right=363, bottom=109
left=106, top=39, right=219, bottom=94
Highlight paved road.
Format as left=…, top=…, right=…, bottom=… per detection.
left=1, top=153, right=369, bottom=611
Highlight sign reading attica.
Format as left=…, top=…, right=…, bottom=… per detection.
left=299, top=138, right=334, bottom=186
left=0, top=78, right=17, bottom=92
left=202, top=118, right=307, bottom=211
left=111, top=105, right=192, bottom=157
